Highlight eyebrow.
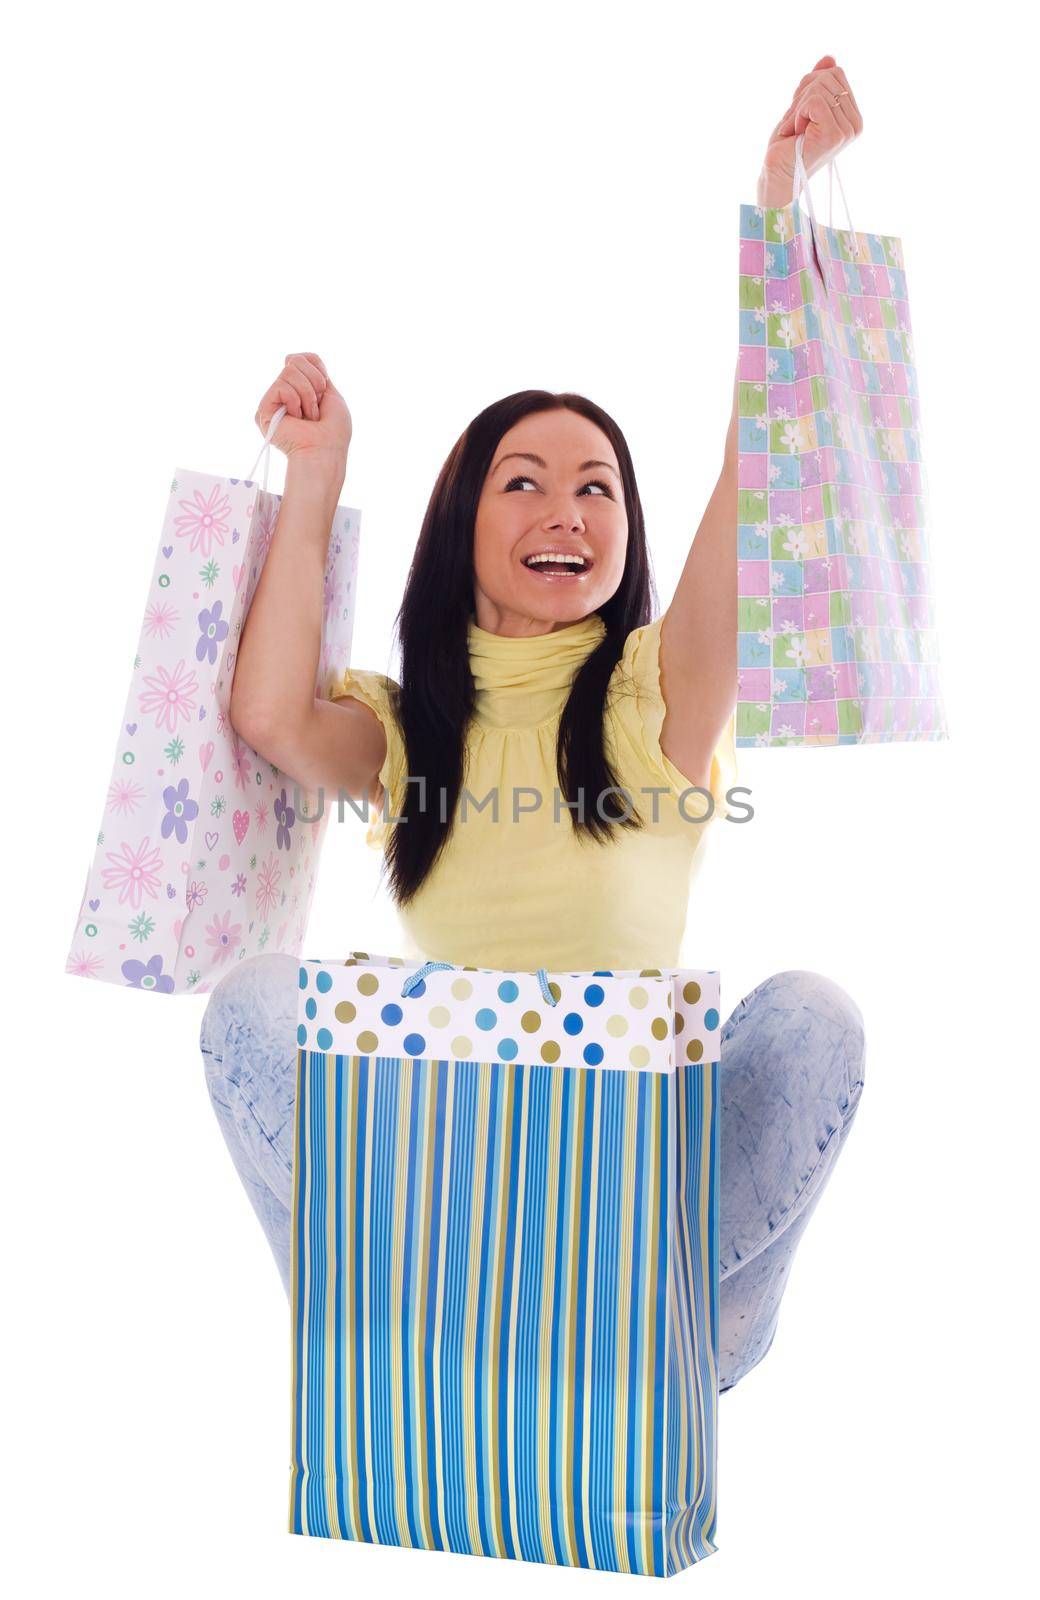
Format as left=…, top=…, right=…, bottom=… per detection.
left=492, top=451, right=620, bottom=480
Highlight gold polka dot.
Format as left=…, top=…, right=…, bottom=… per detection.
left=548, top=981, right=562, bottom=1002
left=639, top=968, right=662, bottom=977
left=334, top=999, right=356, bottom=1023
left=650, top=1016, right=669, bottom=1041
left=541, top=1040, right=561, bottom=1063
left=674, top=1012, right=685, bottom=1035
left=666, top=992, right=673, bottom=1008
left=521, top=1010, right=542, bottom=1033
left=462, top=965, right=478, bottom=972
left=429, top=1005, right=450, bottom=1027
left=683, top=980, right=701, bottom=1004
left=629, top=1044, right=650, bottom=1069
left=629, top=986, right=648, bottom=1009
left=452, top=977, right=473, bottom=999
left=357, top=973, right=379, bottom=995
left=452, top=1035, right=473, bottom=1058
left=357, top=1030, right=379, bottom=1053
left=687, top=1038, right=704, bottom=1062
left=606, top=1014, right=628, bottom=1037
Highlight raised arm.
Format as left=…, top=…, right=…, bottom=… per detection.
left=658, top=56, right=863, bottom=788
left=228, top=353, right=386, bottom=806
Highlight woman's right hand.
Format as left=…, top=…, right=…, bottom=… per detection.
left=254, top=352, right=352, bottom=465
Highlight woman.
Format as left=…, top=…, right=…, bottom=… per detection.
left=201, top=56, right=866, bottom=1390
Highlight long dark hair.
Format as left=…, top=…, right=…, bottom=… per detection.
left=382, top=390, right=659, bottom=907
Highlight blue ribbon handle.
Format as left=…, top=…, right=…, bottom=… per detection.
left=401, top=960, right=558, bottom=1007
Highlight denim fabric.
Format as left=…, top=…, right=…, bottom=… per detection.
left=199, top=956, right=865, bottom=1391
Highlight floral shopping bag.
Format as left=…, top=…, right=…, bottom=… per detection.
left=736, top=134, right=948, bottom=745
left=67, top=407, right=361, bottom=995
left=289, top=951, right=721, bottom=1577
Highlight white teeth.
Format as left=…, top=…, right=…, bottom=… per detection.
left=523, top=552, right=588, bottom=568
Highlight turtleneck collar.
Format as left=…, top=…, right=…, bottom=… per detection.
left=466, top=611, right=607, bottom=729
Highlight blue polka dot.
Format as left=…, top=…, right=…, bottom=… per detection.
left=498, top=1037, right=518, bottom=1060
left=475, top=1007, right=497, bottom=1031
left=298, top=967, right=308, bottom=989
left=297, top=1024, right=307, bottom=1045
left=583, top=983, right=604, bottom=1006
left=381, top=1003, right=403, bottom=1025
left=405, top=978, right=427, bottom=998
left=403, top=1032, right=426, bottom=1056
left=316, top=970, right=333, bottom=993
left=703, top=1008, right=719, bottom=1030
left=497, top=980, right=519, bottom=1002
left=316, top=1028, right=333, bottom=1050
left=592, top=969, right=614, bottom=976
left=583, top=1042, right=604, bottom=1065
left=305, top=997, right=317, bottom=1019
left=563, top=1012, right=584, bottom=1035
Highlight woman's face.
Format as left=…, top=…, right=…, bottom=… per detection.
left=471, top=409, right=629, bottom=635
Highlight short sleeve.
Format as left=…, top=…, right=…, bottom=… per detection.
left=326, top=664, right=405, bottom=848
left=608, top=614, right=738, bottom=822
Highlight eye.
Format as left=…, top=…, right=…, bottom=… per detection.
left=504, top=473, right=614, bottom=499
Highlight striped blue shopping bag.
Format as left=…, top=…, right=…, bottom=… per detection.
left=289, top=951, right=721, bottom=1577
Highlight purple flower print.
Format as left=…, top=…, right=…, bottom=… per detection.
left=196, top=599, right=229, bottom=665
left=161, top=778, right=200, bottom=844
left=122, top=953, right=176, bottom=993
left=274, top=787, right=295, bottom=850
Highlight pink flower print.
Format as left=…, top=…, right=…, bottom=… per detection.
left=173, top=484, right=232, bottom=558
left=255, top=851, right=281, bottom=918
left=67, top=949, right=104, bottom=978
left=144, top=600, right=180, bottom=639
left=139, top=659, right=199, bottom=733
left=230, top=734, right=253, bottom=792
left=101, top=836, right=164, bottom=909
left=185, top=878, right=208, bottom=913
left=254, top=799, right=270, bottom=833
left=107, top=776, right=146, bottom=817
left=204, top=909, right=242, bottom=965
left=254, top=500, right=279, bottom=564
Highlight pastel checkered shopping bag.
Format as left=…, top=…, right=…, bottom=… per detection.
left=737, top=133, right=948, bottom=745
left=289, top=951, right=722, bottom=1577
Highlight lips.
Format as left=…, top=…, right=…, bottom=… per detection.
left=522, top=550, right=594, bottom=576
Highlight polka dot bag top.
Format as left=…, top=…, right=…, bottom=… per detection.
left=296, top=950, right=721, bottom=1072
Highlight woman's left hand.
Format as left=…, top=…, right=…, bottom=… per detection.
left=757, top=55, right=864, bottom=207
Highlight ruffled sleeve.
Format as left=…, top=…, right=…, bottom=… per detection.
left=326, top=664, right=405, bottom=849
left=607, top=614, right=737, bottom=822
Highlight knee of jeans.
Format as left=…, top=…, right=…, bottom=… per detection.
left=759, top=968, right=866, bottom=1111
left=199, top=961, right=253, bottom=1065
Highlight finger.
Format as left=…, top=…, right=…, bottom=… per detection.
left=793, top=91, right=846, bottom=155
left=829, top=66, right=863, bottom=133
left=283, top=357, right=321, bottom=421
left=259, top=378, right=306, bottom=426
left=285, top=354, right=324, bottom=413
left=301, top=352, right=330, bottom=384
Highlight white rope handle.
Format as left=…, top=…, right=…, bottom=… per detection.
left=245, top=403, right=288, bottom=491
left=792, top=132, right=857, bottom=237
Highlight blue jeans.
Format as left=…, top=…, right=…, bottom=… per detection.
left=199, top=957, right=865, bottom=1391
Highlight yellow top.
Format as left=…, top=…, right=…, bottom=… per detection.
left=328, top=611, right=736, bottom=972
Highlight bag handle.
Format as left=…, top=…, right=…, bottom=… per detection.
left=400, top=959, right=560, bottom=1008
left=245, top=403, right=288, bottom=491
left=792, top=131, right=857, bottom=237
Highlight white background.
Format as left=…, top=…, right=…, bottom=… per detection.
left=6, top=2, right=1034, bottom=1594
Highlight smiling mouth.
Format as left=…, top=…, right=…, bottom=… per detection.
left=522, top=552, right=594, bottom=578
